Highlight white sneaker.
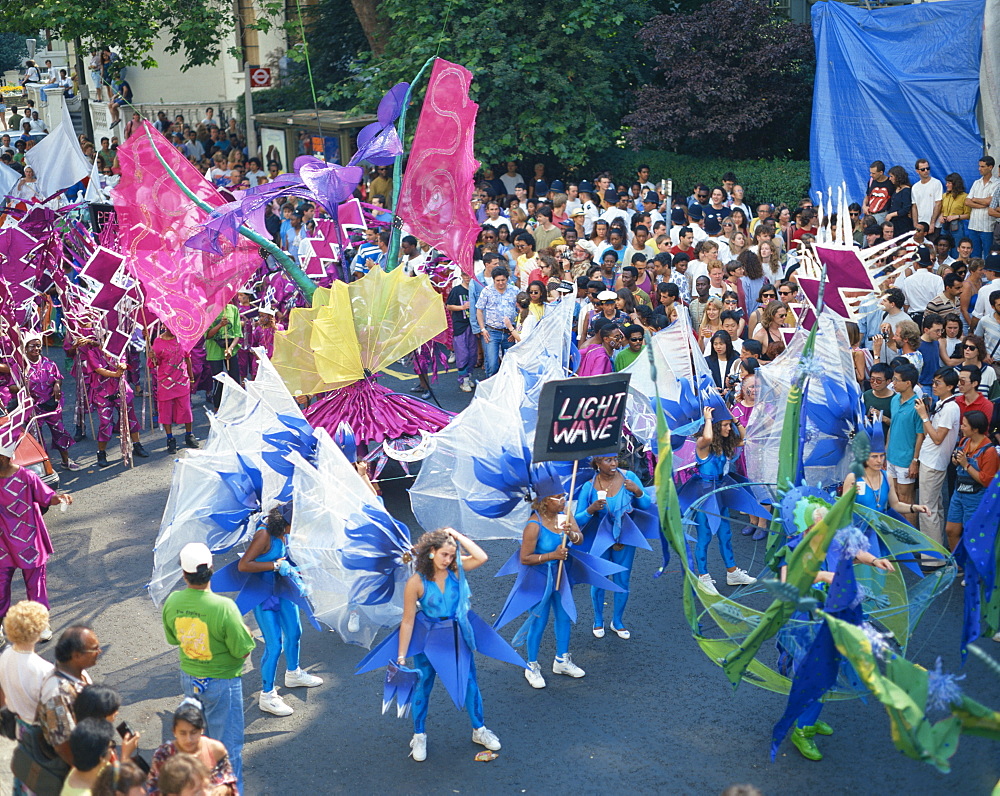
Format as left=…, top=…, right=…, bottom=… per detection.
left=524, top=661, right=546, bottom=689
left=992, top=632, right=1000, bottom=643
left=347, top=611, right=360, bottom=633
left=284, top=668, right=323, bottom=688
left=697, top=574, right=719, bottom=596
left=39, top=626, right=52, bottom=642
left=259, top=689, right=293, bottom=716
left=410, top=732, right=427, bottom=762
left=447, top=352, right=456, bottom=364
left=552, top=653, right=585, bottom=678
left=727, top=568, right=757, bottom=586
left=472, top=726, right=501, bottom=751
left=459, top=378, right=472, bottom=393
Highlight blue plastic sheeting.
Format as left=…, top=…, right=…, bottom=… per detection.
left=810, top=0, right=984, bottom=205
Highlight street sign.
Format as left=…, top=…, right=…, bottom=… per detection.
left=249, top=67, right=271, bottom=88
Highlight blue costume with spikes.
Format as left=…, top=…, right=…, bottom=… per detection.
left=575, top=469, right=657, bottom=631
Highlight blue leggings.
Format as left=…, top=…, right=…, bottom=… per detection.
left=412, top=653, right=483, bottom=734
left=796, top=702, right=822, bottom=729
left=695, top=507, right=735, bottom=575
left=253, top=599, right=302, bottom=692
left=525, top=592, right=571, bottom=662
left=591, top=544, right=636, bottom=629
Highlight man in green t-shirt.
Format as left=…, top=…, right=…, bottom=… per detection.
left=162, top=543, right=255, bottom=790
left=614, top=324, right=646, bottom=371
left=205, top=304, right=242, bottom=410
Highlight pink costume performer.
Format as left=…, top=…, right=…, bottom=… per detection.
left=79, top=342, right=140, bottom=444
left=248, top=320, right=283, bottom=380
left=0, top=453, right=56, bottom=618
left=151, top=335, right=193, bottom=426
left=26, top=356, right=75, bottom=453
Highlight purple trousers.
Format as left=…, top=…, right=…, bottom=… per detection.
left=93, top=392, right=140, bottom=443
left=0, top=565, right=47, bottom=617
left=453, top=327, right=475, bottom=379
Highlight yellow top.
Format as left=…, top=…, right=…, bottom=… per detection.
left=940, top=191, right=969, bottom=220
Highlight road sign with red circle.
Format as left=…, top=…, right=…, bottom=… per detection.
left=249, top=67, right=271, bottom=88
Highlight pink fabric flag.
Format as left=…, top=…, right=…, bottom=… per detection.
left=112, top=121, right=261, bottom=351
left=395, top=59, right=480, bottom=275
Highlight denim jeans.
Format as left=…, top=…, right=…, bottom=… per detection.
left=483, top=328, right=513, bottom=378
left=970, top=228, right=994, bottom=259
left=180, top=672, right=245, bottom=790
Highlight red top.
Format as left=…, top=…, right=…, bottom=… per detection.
left=957, top=393, right=993, bottom=424
left=961, top=436, right=999, bottom=486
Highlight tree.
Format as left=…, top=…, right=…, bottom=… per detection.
left=321, top=0, right=655, bottom=169
left=0, top=34, right=28, bottom=74
left=624, top=0, right=814, bottom=159
left=9, top=0, right=283, bottom=70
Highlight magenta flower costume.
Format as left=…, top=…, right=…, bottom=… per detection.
left=26, top=356, right=74, bottom=452
left=0, top=465, right=55, bottom=617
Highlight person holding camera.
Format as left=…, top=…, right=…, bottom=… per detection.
left=913, top=368, right=961, bottom=560
left=945, top=410, right=999, bottom=553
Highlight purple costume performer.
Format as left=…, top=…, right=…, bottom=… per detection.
left=79, top=343, right=140, bottom=443
left=26, top=356, right=75, bottom=453
left=0, top=465, right=55, bottom=617
left=249, top=321, right=282, bottom=380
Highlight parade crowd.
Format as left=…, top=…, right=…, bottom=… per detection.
left=1, top=87, right=999, bottom=792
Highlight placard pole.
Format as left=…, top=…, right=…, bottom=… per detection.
left=555, top=459, right=580, bottom=590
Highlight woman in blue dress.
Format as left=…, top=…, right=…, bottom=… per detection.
left=493, top=485, right=624, bottom=690
left=575, top=455, right=657, bottom=640
left=678, top=406, right=767, bottom=595
left=357, top=528, right=524, bottom=762
left=840, top=422, right=928, bottom=553
left=235, top=503, right=324, bottom=717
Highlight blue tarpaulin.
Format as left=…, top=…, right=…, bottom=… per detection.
left=810, top=0, right=985, bottom=204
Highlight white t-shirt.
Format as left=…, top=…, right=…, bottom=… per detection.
left=973, top=278, right=1000, bottom=319
left=911, top=177, right=943, bottom=226
left=669, top=223, right=707, bottom=246
left=499, top=173, right=523, bottom=195
left=900, top=268, right=944, bottom=312
left=918, top=396, right=960, bottom=471
left=0, top=647, right=54, bottom=721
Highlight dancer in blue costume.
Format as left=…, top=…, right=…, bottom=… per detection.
left=840, top=422, right=928, bottom=554
left=234, top=503, right=324, bottom=716
left=775, top=498, right=896, bottom=761
left=575, top=454, right=658, bottom=640
left=356, top=529, right=525, bottom=762
left=493, top=486, right=625, bottom=689
left=678, top=406, right=767, bottom=595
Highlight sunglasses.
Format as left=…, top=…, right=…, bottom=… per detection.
left=778, top=290, right=794, bottom=296
left=917, top=167, right=929, bottom=172
left=964, top=344, right=978, bottom=350
left=629, top=336, right=644, bottom=342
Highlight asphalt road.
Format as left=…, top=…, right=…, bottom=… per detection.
left=2, top=354, right=997, bottom=795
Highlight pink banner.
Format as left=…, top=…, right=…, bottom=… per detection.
left=396, top=59, right=480, bottom=275
left=112, top=122, right=261, bottom=351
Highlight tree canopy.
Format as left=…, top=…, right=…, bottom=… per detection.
left=319, top=0, right=658, bottom=169
left=0, top=34, right=28, bottom=74
left=624, top=0, right=814, bottom=159
left=10, top=0, right=283, bottom=70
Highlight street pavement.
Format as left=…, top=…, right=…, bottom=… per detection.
left=1, top=354, right=997, bottom=795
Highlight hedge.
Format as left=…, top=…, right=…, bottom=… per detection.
left=583, top=149, right=811, bottom=209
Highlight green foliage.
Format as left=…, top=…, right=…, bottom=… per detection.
left=320, top=0, right=655, bottom=168
left=0, top=34, right=28, bottom=75
left=10, top=0, right=281, bottom=71
left=585, top=148, right=810, bottom=207
left=626, top=0, right=814, bottom=159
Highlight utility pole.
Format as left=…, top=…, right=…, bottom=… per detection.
left=73, top=37, right=94, bottom=141
left=244, top=62, right=258, bottom=159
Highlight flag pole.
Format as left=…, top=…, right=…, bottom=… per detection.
left=385, top=56, right=438, bottom=273
left=554, top=459, right=580, bottom=591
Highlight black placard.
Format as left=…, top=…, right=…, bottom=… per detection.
left=533, top=373, right=631, bottom=462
